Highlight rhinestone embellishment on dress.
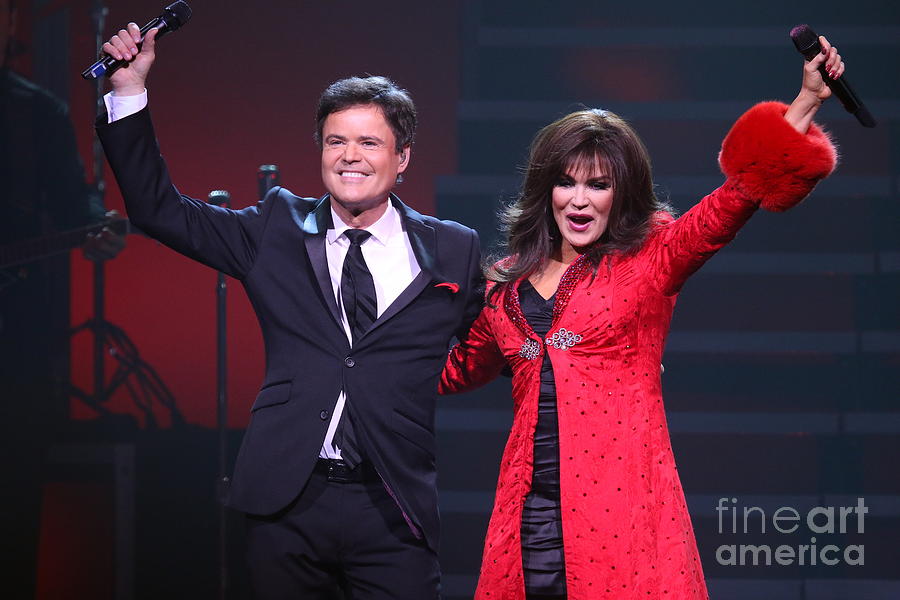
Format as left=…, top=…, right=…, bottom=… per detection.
left=546, top=328, right=582, bottom=350
left=518, top=338, right=541, bottom=360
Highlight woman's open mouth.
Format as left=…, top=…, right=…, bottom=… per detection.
left=567, top=214, right=593, bottom=232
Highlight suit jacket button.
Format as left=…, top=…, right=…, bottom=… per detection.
left=319, top=410, right=329, bottom=420
left=344, top=356, right=355, bottom=367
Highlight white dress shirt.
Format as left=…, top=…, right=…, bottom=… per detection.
left=320, top=204, right=420, bottom=458
left=104, top=89, right=148, bottom=122
left=104, top=90, right=421, bottom=459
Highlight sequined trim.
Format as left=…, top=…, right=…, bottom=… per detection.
left=518, top=338, right=541, bottom=360
left=504, top=279, right=528, bottom=335
left=552, top=253, right=592, bottom=323
left=546, top=328, right=582, bottom=350
left=503, top=253, right=592, bottom=338
left=503, top=253, right=592, bottom=358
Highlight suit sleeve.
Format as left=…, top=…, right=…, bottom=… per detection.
left=96, top=107, right=271, bottom=279
left=647, top=101, right=837, bottom=296
left=454, top=229, right=486, bottom=342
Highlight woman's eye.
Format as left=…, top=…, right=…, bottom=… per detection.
left=590, top=181, right=611, bottom=190
left=555, top=179, right=574, bottom=188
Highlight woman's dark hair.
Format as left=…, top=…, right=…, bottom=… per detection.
left=487, top=108, right=671, bottom=293
left=314, top=75, right=416, bottom=153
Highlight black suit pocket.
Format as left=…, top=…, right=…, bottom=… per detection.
left=390, top=408, right=435, bottom=454
left=251, top=380, right=292, bottom=411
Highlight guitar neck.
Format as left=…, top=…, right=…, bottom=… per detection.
left=0, top=218, right=130, bottom=270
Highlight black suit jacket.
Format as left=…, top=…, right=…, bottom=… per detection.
left=97, top=108, right=483, bottom=553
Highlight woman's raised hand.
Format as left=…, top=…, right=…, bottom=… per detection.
left=784, top=35, right=845, bottom=134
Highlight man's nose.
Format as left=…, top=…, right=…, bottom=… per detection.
left=342, top=142, right=360, bottom=162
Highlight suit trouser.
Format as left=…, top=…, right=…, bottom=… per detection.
left=245, top=461, right=440, bottom=600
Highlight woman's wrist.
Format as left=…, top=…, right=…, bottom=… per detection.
left=784, top=89, right=823, bottom=134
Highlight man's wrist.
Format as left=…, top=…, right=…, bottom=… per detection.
left=105, top=89, right=148, bottom=123
left=111, top=85, right=147, bottom=97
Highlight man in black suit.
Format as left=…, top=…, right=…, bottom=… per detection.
left=98, top=25, right=481, bottom=599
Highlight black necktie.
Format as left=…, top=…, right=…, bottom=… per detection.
left=334, top=229, right=376, bottom=467
left=340, top=229, right=377, bottom=343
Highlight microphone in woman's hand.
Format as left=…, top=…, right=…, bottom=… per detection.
left=790, top=24, right=876, bottom=128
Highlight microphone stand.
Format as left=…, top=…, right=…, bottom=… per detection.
left=257, top=164, right=280, bottom=198
left=71, top=0, right=181, bottom=427
left=207, top=168, right=277, bottom=599
left=207, top=189, right=231, bottom=600
left=91, top=0, right=109, bottom=406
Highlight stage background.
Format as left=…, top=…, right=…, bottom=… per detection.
left=8, top=0, right=899, bottom=598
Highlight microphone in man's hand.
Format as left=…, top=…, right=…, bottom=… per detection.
left=81, top=1, right=192, bottom=80
left=790, top=24, right=876, bottom=128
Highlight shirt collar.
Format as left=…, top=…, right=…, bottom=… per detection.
left=326, top=201, right=399, bottom=247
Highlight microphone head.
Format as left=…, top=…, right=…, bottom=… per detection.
left=208, top=190, right=231, bottom=207
left=790, top=24, right=819, bottom=56
left=257, top=165, right=281, bottom=199
left=163, top=1, right=192, bottom=30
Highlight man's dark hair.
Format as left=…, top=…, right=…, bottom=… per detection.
left=315, top=75, right=416, bottom=153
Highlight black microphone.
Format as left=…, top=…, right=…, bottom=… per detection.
left=257, top=165, right=281, bottom=201
left=790, top=24, right=876, bottom=128
left=81, top=1, right=192, bottom=80
left=208, top=190, right=232, bottom=209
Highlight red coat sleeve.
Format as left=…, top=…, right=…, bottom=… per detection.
left=439, top=302, right=507, bottom=395
left=648, top=101, right=838, bottom=296
left=719, top=101, right=837, bottom=212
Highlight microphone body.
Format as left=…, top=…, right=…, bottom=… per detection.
left=81, top=1, right=192, bottom=80
left=258, top=165, right=281, bottom=201
left=208, top=190, right=232, bottom=209
left=790, top=24, right=876, bottom=128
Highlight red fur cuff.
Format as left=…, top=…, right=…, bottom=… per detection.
left=718, top=101, right=837, bottom=212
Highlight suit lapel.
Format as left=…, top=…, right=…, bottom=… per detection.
left=302, top=196, right=344, bottom=333
left=402, top=202, right=438, bottom=279
left=371, top=270, right=431, bottom=332
left=361, top=196, right=444, bottom=339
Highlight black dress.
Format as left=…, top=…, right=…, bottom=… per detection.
left=518, top=280, right=567, bottom=599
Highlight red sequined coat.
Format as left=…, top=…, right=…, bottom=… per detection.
left=439, top=102, right=837, bottom=600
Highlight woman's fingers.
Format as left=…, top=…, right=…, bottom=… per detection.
left=817, top=35, right=845, bottom=80
left=827, top=48, right=844, bottom=79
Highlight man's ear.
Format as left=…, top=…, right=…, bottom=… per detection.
left=398, top=146, right=411, bottom=172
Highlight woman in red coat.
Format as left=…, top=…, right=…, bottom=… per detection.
left=440, top=39, right=844, bottom=599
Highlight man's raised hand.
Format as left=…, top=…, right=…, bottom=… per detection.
left=103, top=23, right=159, bottom=96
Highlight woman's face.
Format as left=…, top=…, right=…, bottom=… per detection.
left=551, top=162, right=614, bottom=256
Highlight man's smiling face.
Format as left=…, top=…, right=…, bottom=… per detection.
left=320, top=103, right=410, bottom=225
